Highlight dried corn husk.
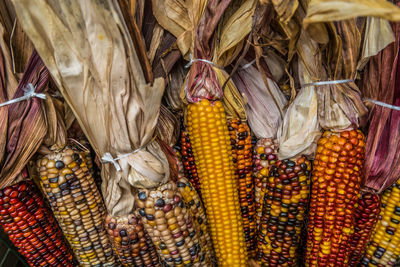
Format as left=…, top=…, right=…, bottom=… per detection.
left=13, top=0, right=167, bottom=216
left=304, top=0, right=400, bottom=26
left=233, top=62, right=286, bottom=139
left=156, top=105, right=180, bottom=147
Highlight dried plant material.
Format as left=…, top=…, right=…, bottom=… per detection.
left=0, top=50, right=49, bottom=189
left=362, top=21, right=400, bottom=192
left=277, top=62, right=321, bottom=160
left=358, top=17, right=395, bottom=70
left=13, top=0, right=167, bottom=216
left=156, top=105, right=180, bottom=146
left=304, top=0, right=400, bottom=26
left=164, top=62, right=186, bottom=112
left=233, top=62, right=287, bottom=139
left=270, top=0, right=298, bottom=23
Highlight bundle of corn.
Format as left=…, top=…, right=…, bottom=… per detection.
left=256, top=156, right=311, bottom=266
left=179, top=130, right=201, bottom=197
left=136, top=181, right=210, bottom=266
left=36, top=145, right=116, bottom=266
left=360, top=179, right=400, bottom=266
left=348, top=192, right=380, bottom=266
left=227, top=118, right=256, bottom=256
left=253, top=139, right=279, bottom=230
left=306, top=130, right=365, bottom=266
left=176, top=176, right=214, bottom=263
left=105, top=214, right=161, bottom=267
left=0, top=179, right=74, bottom=267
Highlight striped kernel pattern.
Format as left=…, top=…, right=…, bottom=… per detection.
left=0, top=180, right=74, bottom=267
left=306, top=130, right=365, bottom=267
left=180, top=131, right=201, bottom=197
left=36, top=146, right=116, bottom=266
left=256, top=157, right=311, bottom=266
left=136, top=181, right=207, bottom=267
left=228, top=118, right=256, bottom=256
left=106, top=214, right=161, bottom=266
left=361, top=180, right=400, bottom=266
left=187, top=99, right=248, bottom=266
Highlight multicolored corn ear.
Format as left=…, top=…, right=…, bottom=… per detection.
left=306, top=130, right=365, bottom=267
left=228, top=118, right=256, bottom=256
left=348, top=192, right=380, bottom=266
left=361, top=179, right=400, bottom=266
left=105, top=214, right=161, bottom=266
left=36, top=146, right=116, bottom=266
left=253, top=138, right=279, bottom=229
left=176, top=176, right=215, bottom=264
left=136, top=181, right=209, bottom=267
left=187, top=99, right=248, bottom=266
left=0, top=180, right=74, bottom=267
left=256, top=156, right=311, bottom=266
left=179, top=130, right=201, bottom=197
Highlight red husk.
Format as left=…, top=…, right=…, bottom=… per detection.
left=363, top=21, right=400, bottom=192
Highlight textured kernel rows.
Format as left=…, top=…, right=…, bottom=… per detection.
left=106, top=214, right=161, bottom=266
left=306, top=130, right=365, bottom=267
left=136, top=181, right=207, bottom=266
left=36, top=146, right=116, bottom=266
left=180, top=131, right=201, bottom=197
left=187, top=99, right=247, bottom=266
left=361, top=180, right=400, bottom=266
left=0, top=180, right=74, bottom=267
left=256, top=157, right=311, bottom=266
left=228, top=118, right=256, bottom=256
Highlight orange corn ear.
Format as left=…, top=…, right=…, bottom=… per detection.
left=180, top=130, right=201, bottom=197
left=361, top=180, right=400, bottom=266
left=256, top=156, right=311, bottom=266
left=187, top=99, right=248, bottom=266
left=253, top=138, right=279, bottom=229
left=228, top=118, right=256, bottom=256
left=306, top=130, right=365, bottom=267
left=348, top=192, right=380, bottom=266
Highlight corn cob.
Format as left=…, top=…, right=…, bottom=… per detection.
left=36, top=145, right=116, bottom=266
left=106, top=214, right=161, bottom=266
left=256, top=156, right=311, bottom=266
left=361, top=180, right=400, bottom=266
left=187, top=99, right=248, bottom=266
left=228, top=118, right=256, bottom=256
left=180, top=130, right=201, bottom=197
left=348, top=192, right=380, bottom=266
left=176, top=176, right=215, bottom=264
left=0, top=180, right=74, bottom=267
left=306, top=130, right=365, bottom=267
left=253, top=138, right=279, bottom=230
left=136, top=181, right=208, bottom=267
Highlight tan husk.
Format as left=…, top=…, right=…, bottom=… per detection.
left=13, top=0, right=168, bottom=216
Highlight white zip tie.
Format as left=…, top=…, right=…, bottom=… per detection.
left=365, top=98, right=400, bottom=111
left=101, top=136, right=157, bottom=172
left=301, top=79, right=354, bottom=88
left=184, top=54, right=224, bottom=69
left=240, top=59, right=256, bottom=70
left=0, top=83, right=46, bottom=107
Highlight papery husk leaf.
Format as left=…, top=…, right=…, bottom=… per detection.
left=358, top=17, right=395, bottom=70
left=271, top=0, right=298, bottom=23
left=13, top=0, right=167, bottom=216
left=156, top=105, right=180, bottom=147
left=233, top=62, right=287, bottom=139
left=213, top=0, right=256, bottom=66
left=164, top=62, right=186, bottom=112
left=304, top=0, right=400, bottom=26
left=277, top=61, right=321, bottom=160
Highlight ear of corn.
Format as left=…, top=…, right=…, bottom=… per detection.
left=136, top=181, right=208, bottom=267
left=253, top=138, right=279, bottom=230
left=361, top=180, right=400, bottom=266
left=228, top=118, right=256, bottom=257
left=306, top=130, right=365, bottom=267
left=348, top=192, right=380, bottom=266
left=36, top=146, right=116, bottom=266
left=0, top=180, right=74, bottom=267
left=187, top=99, right=247, bottom=266
left=180, top=130, right=201, bottom=197
left=106, top=214, right=161, bottom=267
left=256, top=156, right=311, bottom=266
left=176, top=176, right=215, bottom=264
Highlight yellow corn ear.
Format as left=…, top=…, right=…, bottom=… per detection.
left=187, top=99, right=248, bottom=266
